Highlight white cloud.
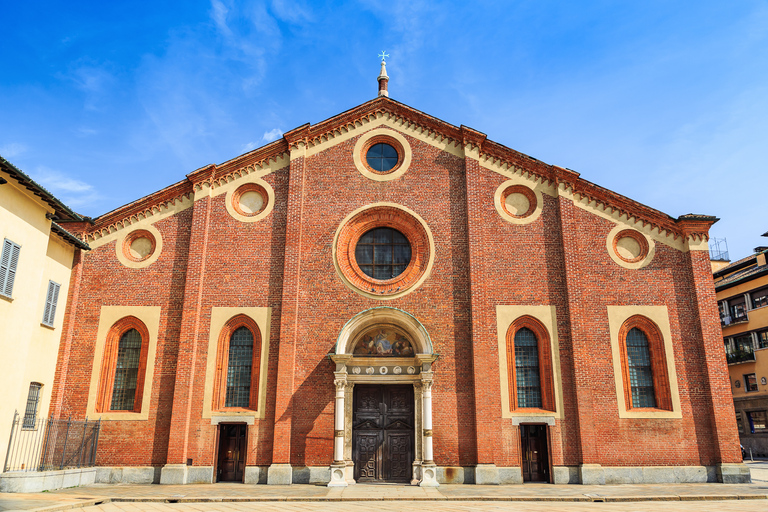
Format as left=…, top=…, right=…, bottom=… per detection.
left=240, top=128, right=283, bottom=153
left=261, top=128, right=283, bottom=142
left=0, top=143, right=27, bottom=158
left=270, top=0, right=313, bottom=24
left=34, top=166, right=102, bottom=208
left=241, top=141, right=259, bottom=152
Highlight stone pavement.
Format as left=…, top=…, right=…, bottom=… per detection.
left=0, top=461, right=765, bottom=512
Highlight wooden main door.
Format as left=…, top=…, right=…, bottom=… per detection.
left=353, top=385, right=414, bottom=482
left=217, top=423, right=246, bottom=482
left=520, top=424, right=549, bottom=482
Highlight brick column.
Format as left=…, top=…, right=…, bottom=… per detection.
left=161, top=169, right=215, bottom=484
left=461, top=126, right=503, bottom=484
left=553, top=179, right=601, bottom=483
left=267, top=129, right=308, bottom=485
left=50, top=247, right=84, bottom=418
left=684, top=243, right=746, bottom=482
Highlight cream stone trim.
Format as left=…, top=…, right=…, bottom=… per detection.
left=607, top=305, right=682, bottom=419
left=605, top=225, right=655, bottom=270
left=87, top=194, right=194, bottom=249
left=496, top=305, right=564, bottom=419
left=202, top=307, right=272, bottom=420
left=493, top=179, right=545, bottom=225
left=222, top=176, right=276, bottom=224
left=114, top=224, right=163, bottom=269
left=305, top=114, right=463, bottom=160
left=335, top=307, right=433, bottom=355
left=332, top=202, right=435, bottom=301
left=352, top=128, right=412, bottom=182
left=86, top=306, right=161, bottom=421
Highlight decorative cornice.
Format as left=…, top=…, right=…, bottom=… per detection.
left=78, top=96, right=717, bottom=247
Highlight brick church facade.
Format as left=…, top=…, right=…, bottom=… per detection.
left=50, top=66, right=748, bottom=486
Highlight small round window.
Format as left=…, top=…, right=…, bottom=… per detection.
left=354, top=227, right=412, bottom=280
left=366, top=143, right=398, bottom=173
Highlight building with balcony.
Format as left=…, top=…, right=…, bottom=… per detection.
left=715, top=241, right=768, bottom=456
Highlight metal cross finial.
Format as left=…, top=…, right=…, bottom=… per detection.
left=379, top=51, right=389, bottom=62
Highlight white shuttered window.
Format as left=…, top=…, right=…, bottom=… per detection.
left=42, top=280, right=61, bottom=326
left=1, top=239, right=21, bottom=298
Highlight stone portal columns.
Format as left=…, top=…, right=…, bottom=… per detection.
left=328, top=372, right=348, bottom=487
left=419, top=371, right=438, bottom=487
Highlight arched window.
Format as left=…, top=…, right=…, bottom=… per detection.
left=214, top=315, right=261, bottom=411
left=619, top=316, right=672, bottom=411
left=515, top=328, right=542, bottom=408
left=97, top=317, right=150, bottom=413
left=506, top=316, right=555, bottom=412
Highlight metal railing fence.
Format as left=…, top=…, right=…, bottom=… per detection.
left=3, top=411, right=100, bottom=472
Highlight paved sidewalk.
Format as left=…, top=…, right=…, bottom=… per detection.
left=0, top=461, right=766, bottom=512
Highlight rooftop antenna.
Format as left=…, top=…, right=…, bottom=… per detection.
left=378, top=51, right=389, bottom=98
left=709, top=237, right=729, bottom=262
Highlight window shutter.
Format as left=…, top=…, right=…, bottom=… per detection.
left=1, top=239, right=21, bottom=297
left=42, top=281, right=60, bottom=326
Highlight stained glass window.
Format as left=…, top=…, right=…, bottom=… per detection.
left=355, top=228, right=411, bottom=280
left=111, top=329, right=142, bottom=411
left=366, top=143, right=398, bottom=172
left=225, top=327, right=253, bottom=408
left=515, top=328, right=542, bottom=408
left=626, top=327, right=656, bottom=408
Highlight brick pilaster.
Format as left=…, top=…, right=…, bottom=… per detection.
left=461, top=127, right=501, bottom=465
left=270, top=131, right=308, bottom=466
left=50, top=247, right=84, bottom=418
left=554, top=186, right=595, bottom=465
left=686, top=247, right=742, bottom=463
left=165, top=168, right=216, bottom=465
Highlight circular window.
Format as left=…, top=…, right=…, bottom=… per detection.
left=355, top=228, right=412, bottom=280
left=366, top=143, right=398, bottom=173
left=361, top=135, right=404, bottom=176
left=122, top=230, right=156, bottom=263
left=613, top=229, right=649, bottom=263
left=334, top=204, right=434, bottom=299
left=232, top=183, right=268, bottom=217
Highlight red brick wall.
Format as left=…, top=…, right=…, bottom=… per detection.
left=51, top=123, right=740, bottom=472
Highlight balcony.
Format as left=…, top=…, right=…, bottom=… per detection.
left=721, top=311, right=749, bottom=327
left=727, top=348, right=756, bottom=365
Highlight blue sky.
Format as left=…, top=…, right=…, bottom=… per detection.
left=2, top=1, right=767, bottom=260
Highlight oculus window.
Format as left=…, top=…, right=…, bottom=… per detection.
left=366, top=143, right=398, bottom=173
left=355, top=227, right=411, bottom=280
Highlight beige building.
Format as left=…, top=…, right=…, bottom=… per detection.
left=0, top=156, right=88, bottom=469
left=715, top=239, right=768, bottom=456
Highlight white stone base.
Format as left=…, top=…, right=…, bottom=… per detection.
left=96, top=466, right=161, bottom=484
left=0, top=468, right=96, bottom=493
left=244, top=466, right=268, bottom=484
left=327, top=464, right=348, bottom=487
left=579, top=464, right=605, bottom=485
left=267, top=463, right=292, bottom=485
left=419, top=464, right=439, bottom=487
left=717, top=463, right=751, bottom=484
left=159, top=464, right=213, bottom=485
left=473, top=463, right=500, bottom=485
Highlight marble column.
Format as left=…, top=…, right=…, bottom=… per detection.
left=419, top=372, right=438, bottom=487
left=328, top=373, right=348, bottom=487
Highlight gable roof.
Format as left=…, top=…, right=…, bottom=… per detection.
left=1, top=156, right=84, bottom=222
left=82, top=96, right=717, bottom=244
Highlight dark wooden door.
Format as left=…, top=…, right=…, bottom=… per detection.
left=521, top=424, right=549, bottom=482
left=217, top=423, right=246, bottom=482
left=353, top=385, right=414, bottom=482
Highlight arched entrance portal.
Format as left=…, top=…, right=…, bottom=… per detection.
left=328, top=307, right=438, bottom=487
